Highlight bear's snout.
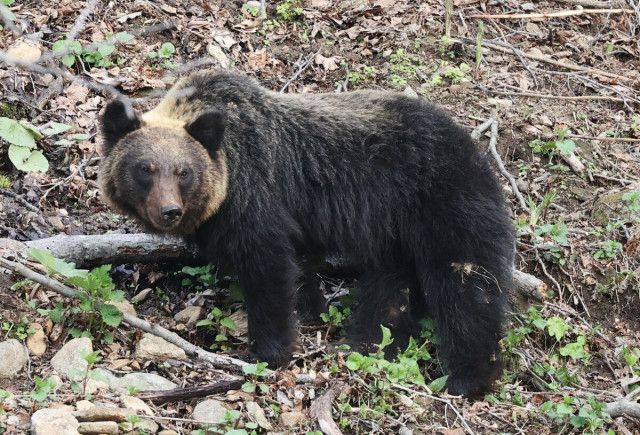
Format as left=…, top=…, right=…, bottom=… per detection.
left=161, top=204, right=183, bottom=223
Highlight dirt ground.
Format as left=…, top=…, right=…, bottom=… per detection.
left=0, top=0, right=639, bottom=434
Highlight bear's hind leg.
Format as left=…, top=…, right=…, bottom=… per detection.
left=348, top=268, right=419, bottom=358
left=421, top=262, right=507, bottom=397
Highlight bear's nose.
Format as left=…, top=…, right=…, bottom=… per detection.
left=161, top=205, right=183, bottom=222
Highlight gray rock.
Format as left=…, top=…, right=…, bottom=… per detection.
left=91, top=368, right=177, bottom=392
left=134, top=333, right=187, bottom=361
left=121, top=395, right=153, bottom=415
left=51, top=337, right=93, bottom=381
left=31, top=408, right=80, bottom=435
left=192, top=399, right=228, bottom=424
left=158, top=431, right=178, bottom=435
left=0, top=339, right=28, bottom=378
left=73, top=406, right=133, bottom=422
left=77, top=421, right=119, bottom=434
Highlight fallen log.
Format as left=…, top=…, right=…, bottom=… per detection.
left=0, top=233, right=546, bottom=300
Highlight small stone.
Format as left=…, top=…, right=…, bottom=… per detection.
left=84, top=378, right=109, bottom=395
left=173, top=306, right=204, bottom=327
left=31, top=408, right=80, bottom=435
left=113, top=300, right=137, bottom=317
left=246, top=401, right=272, bottom=430
left=0, top=339, right=28, bottom=378
left=192, top=399, right=228, bottom=424
left=121, top=395, right=153, bottom=415
left=51, top=337, right=93, bottom=381
left=135, top=333, right=187, bottom=361
left=27, top=323, right=47, bottom=356
left=47, top=215, right=66, bottom=231
left=77, top=421, right=119, bottom=434
left=279, top=411, right=306, bottom=428
left=6, top=39, right=42, bottom=63
left=73, top=406, right=134, bottom=422
left=158, top=430, right=178, bottom=435
left=75, top=400, right=95, bottom=411
left=116, top=372, right=178, bottom=392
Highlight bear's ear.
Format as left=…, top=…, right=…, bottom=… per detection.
left=185, top=110, right=226, bottom=154
left=101, top=99, right=140, bottom=154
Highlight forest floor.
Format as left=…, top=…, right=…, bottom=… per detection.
left=0, top=0, right=639, bottom=434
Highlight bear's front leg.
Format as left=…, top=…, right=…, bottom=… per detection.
left=236, top=243, right=300, bottom=368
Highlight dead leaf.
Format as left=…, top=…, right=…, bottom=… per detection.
left=247, top=48, right=268, bottom=70
left=207, top=43, right=230, bottom=69
left=315, top=53, right=340, bottom=71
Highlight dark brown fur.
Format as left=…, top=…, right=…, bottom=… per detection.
left=99, top=70, right=515, bottom=398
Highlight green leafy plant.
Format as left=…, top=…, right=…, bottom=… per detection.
left=276, top=0, right=303, bottom=21
left=529, top=129, right=577, bottom=162
left=388, top=49, right=423, bottom=88
left=0, top=314, right=35, bottom=340
left=29, top=249, right=124, bottom=342
left=0, top=117, right=49, bottom=172
left=30, top=376, right=58, bottom=404
left=0, top=173, right=10, bottom=188
left=540, top=396, right=609, bottom=432
left=593, top=239, right=622, bottom=260
left=70, top=350, right=102, bottom=398
left=179, top=265, right=217, bottom=289
left=443, top=63, right=471, bottom=84
left=345, top=326, right=431, bottom=387
left=196, top=307, right=237, bottom=351
left=53, top=32, right=132, bottom=68
left=622, top=190, right=640, bottom=212
left=146, top=42, right=176, bottom=68
left=320, top=305, right=351, bottom=336
left=241, top=362, right=270, bottom=394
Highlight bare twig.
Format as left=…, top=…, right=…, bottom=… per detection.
left=556, top=0, right=627, bottom=8
left=469, top=8, right=632, bottom=20
left=138, top=379, right=245, bottom=404
left=0, top=188, right=40, bottom=213
left=67, top=0, right=102, bottom=41
left=392, top=383, right=475, bottom=435
left=485, top=119, right=528, bottom=210
left=452, top=37, right=634, bottom=84
left=481, top=87, right=630, bottom=103
left=280, top=49, right=320, bottom=92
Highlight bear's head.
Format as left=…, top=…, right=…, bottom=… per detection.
left=98, top=99, right=228, bottom=234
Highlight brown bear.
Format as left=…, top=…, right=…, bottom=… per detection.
left=99, top=70, right=514, bottom=397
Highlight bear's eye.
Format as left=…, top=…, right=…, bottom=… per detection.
left=140, top=164, right=152, bottom=174
left=178, top=169, right=190, bottom=179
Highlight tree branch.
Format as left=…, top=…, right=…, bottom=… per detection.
left=0, top=233, right=547, bottom=301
